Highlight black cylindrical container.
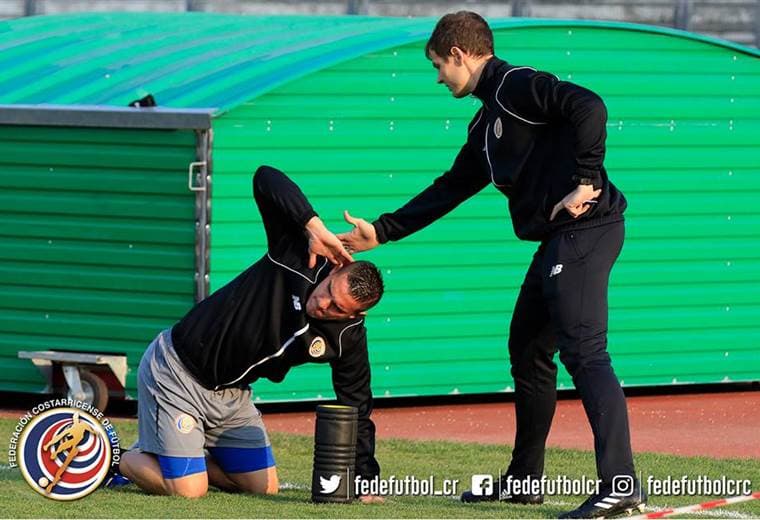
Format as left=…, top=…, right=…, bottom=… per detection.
left=311, top=404, right=358, bottom=503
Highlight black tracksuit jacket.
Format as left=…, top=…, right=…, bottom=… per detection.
left=373, top=57, right=626, bottom=243
left=171, top=165, right=380, bottom=479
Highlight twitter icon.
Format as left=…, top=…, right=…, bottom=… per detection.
left=319, top=474, right=342, bottom=494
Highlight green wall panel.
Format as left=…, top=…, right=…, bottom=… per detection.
left=0, top=126, right=198, bottom=395
left=211, top=24, right=760, bottom=402
left=2, top=13, right=756, bottom=403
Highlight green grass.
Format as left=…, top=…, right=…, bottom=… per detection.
left=1, top=417, right=758, bottom=518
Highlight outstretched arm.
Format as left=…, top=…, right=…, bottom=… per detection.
left=339, top=142, right=488, bottom=249
left=329, top=327, right=380, bottom=487
left=253, top=165, right=352, bottom=266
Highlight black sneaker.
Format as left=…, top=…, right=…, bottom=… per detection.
left=559, top=483, right=647, bottom=518
left=102, top=470, right=131, bottom=489
left=461, top=475, right=544, bottom=504
left=101, top=442, right=138, bottom=489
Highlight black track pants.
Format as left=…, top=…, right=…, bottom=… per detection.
left=505, top=220, right=635, bottom=485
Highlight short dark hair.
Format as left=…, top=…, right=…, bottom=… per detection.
left=425, top=11, right=494, bottom=60
left=340, top=261, right=384, bottom=311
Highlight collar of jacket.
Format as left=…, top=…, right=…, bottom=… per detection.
left=471, top=56, right=506, bottom=109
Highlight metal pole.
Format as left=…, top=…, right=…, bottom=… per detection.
left=24, top=0, right=37, bottom=16
left=194, top=129, right=211, bottom=302
left=512, top=0, right=532, bottom=18
left=347, top=0, right=369, bottom=15
left=674, top=0, right=692, bottom=31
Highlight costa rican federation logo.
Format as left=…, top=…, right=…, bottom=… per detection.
left=309, top=337, right=326, bottom=358
left=12, top=401, right=121, bottom=501
left=176, top=414, right=195, bottom=434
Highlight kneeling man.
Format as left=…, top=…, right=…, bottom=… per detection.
left=119, top=165, right=384, bottom=498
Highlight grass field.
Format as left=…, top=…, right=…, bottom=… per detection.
left=1, top=417, right=758, bottom=518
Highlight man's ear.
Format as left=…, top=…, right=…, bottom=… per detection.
left=450, top=46, right=465, bottom=65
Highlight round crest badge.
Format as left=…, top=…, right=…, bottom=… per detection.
left=176, top=414, right=195, bottom=434
left=494, top=117, right=503, bottom=139
left=309, top=337, right=326, bottom=358
left=17, top=408, right=113, bottom=500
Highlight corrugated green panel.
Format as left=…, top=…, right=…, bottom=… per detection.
left=0, top=125, right=197, bottom=395
left=3, top=14, right=757, bottom=402
left=212, top=22, right=760, bottom=402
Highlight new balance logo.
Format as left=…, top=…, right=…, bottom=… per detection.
left=549, top=264, right=563, bottom=278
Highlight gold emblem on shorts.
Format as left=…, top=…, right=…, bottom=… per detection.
left=175, top=414, right=195, bottom=434
left=309, top=337, right=326, bottom=358
left=494, top=117, right=503, bottom=139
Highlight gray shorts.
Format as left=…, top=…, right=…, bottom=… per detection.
left=136, top=329, right=271, bottom=458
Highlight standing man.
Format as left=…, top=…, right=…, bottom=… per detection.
left=338, top=11, right=645, bottom=518
left=119, top=165, right=384, bottom=501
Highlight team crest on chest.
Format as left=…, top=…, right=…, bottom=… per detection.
left=494, top=117, right=503, bottom=139
left=309, top=337, right=326, bottom=358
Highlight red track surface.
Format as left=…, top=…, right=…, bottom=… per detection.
left=262, top=392, right=760, bottom=459
left=2, top=391, right=756, bottom=459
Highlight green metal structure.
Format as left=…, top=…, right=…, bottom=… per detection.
left=0, top=110, right=210, bottom=397
left=0, top=13, right=757, bottom=403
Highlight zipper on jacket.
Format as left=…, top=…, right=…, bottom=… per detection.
left=484, top=122, right=499, bottom=187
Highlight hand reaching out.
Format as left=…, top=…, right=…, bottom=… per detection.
left=337, top=211, right=380, bottom=254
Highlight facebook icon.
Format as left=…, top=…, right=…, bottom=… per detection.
left=471, top=475, right=494, bottom=496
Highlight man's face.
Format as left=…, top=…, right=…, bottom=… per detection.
left=429, top=49, right=473, bottom=98
left=306, top=270, right=364, bottom=321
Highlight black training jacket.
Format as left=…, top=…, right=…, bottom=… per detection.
left=171, top=165, right=380, bottom=479
left=373, top=57, right=626, bottom=243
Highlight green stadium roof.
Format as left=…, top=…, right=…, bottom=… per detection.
left=0, top=12, right=757, bottom=116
